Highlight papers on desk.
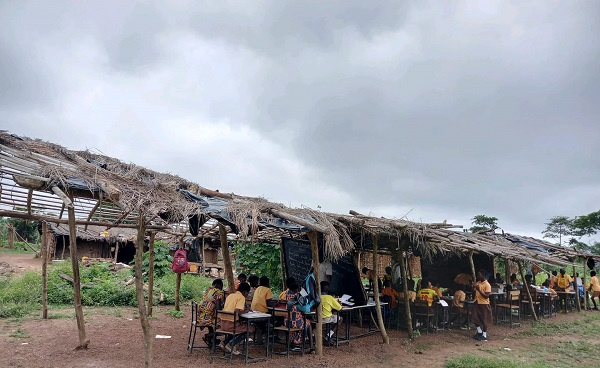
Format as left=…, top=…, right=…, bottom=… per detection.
left=241, top=311, right=271, bottom=318
left=438, top=299, right=448, bottom=307
left=340, top=294, right=355, bottom=306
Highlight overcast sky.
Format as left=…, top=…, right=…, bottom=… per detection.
left=1, top=1, right=599, bottom=241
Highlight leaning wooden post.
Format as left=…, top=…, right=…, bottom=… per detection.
left=398, top=242, right=413, bottom=339
left=201, top=236, right=206, bottom=275
left=219, top=223, right=235, bottom=292
left=147, top=232, right=156, bottom=317
left=67, top=205, right=89, bottom=349
left=468, top=251, right=476, bottom=285
left=372, top=235, right=389, bottom=344
left=113, top=241, right=120, bottom=263
left=134, top=216, right=153, bottom=368
left=41, top=221, right=49, bottom=319
left=307, top=231, right=323, bottom=356
left=518, top=261, right=538, bottom=321
left=573, top=264, right=581, bottom=312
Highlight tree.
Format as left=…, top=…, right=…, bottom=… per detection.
left=542, top=216, right=573, bottom=246
left=469, top=215, right=498, bottom=233
left=570, top=238, right=600, bottom=256
left=571, top=210, right=600, bottom=237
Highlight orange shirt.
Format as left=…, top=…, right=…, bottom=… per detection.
left=589, top=276, right=600, bottom=292
left=475, top=280, right=491, bottom=305
left=557, top=274, right=573, bottom=291
left=221, top=291, right=246, bottom=321
left=381, top=287, right=399, bottom=308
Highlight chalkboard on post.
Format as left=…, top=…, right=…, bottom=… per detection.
left=281, top=237, right=366, bottom=306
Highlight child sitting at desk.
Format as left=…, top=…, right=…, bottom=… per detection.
left=247, top=275, right=259, bottom=299
left=198, top=278, right=225, bottom=346
left=398, top=279, right=417, bottom=303
left=234, top=273, right=247, bottom=291
left=282, top=278, right=313, bottom=350
left=251, top=276, right=273, bottom=344
left=220, top=282, right=253, bottom=355
left=417, top=279, right=439, bottom=307
left=320, top=281, right=343, bottom=341
left=279, top=277, right=296, bottom=301
left=381, top=279, right=399, bottom=309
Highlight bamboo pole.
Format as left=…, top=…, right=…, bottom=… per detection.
left=518, top=261, right=538, bottom=321
left=372, top=235, right=389, bottom=344
left=67, top=205, right=89, bottom=349
left=584, top=257, right=588, bottom=310
left=307, top=231, right=323, bottom=356
left=134, top=216, right=153, bottom=368
left=219, top=223, right=235, bottom=292
left=398, top=241, right=413, bottom=339
left=147, top=232, right=156, bottom=317
left=41, top=221, right=49, bottom=319
left=573, top=264, right=581, bottom=312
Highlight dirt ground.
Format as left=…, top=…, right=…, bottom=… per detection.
left=0, top=252, right=597, bottom=368
left=0, top=252, right=42, bottom=276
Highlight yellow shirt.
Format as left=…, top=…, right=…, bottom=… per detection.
left=557, top=274, right=573, bottom=290
left=453, top=290, right=466, bottom=308
left=250, top=286, right=272, bottom=313
left=589, top=276, right=600, bottom=292
left=475, top=280, right=491, bottom=305
left=432, top=286, right=443, bottom=297
left=550, top=275, right=558, bottom=287
left=221, top=291, right=246, bottom=321
left=321, top=294, right=342, bottom=318
left=417, top=288, right=437, bottom=307
left=278, top=290, right=287, bottom=301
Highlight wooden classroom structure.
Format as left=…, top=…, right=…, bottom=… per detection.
left=0, top=131, right=598, bottom=367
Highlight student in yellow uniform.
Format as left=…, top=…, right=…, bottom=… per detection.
left=557, top=268, right=573, bottom=291
left=550, top=271, right=559, bottom=289
left=220, top=282, right=252, bottom=355
left=247, top=275, right=259, bottom=300
left=588, top=271, right=600, bottom=310
left=416, top=279, right=438, bottom=307
left=471, top=270, right=492, bottom=341
left=234, top=273, right=247, bottom=291
left=250, top=276, right=273, bottom=344
left=320, top=281, right=343, bottom=341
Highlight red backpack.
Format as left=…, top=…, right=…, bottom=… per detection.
left=171, top=249, right=189, bottom=273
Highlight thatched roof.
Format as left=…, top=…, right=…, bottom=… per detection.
left=0, top=130, right=592, bottom=265
left=46, top=223, right=175, bottom=245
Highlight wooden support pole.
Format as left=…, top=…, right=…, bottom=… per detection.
left=113, top=242, right=120, bottom=263
left=372, top=235, right=389, bottom=344
left=518, top=261, right=538, bottom=321
left=219, top=223, right=235, bottom=292
left=147, top=232, right=156, bottom=317
left=270, top=209, right=330, bottom=234
left=8, top=224, right=14, bottom=249
left=573, top=264, right=581, bottom=312
left=175, top=273, right=182, bottom=312
left=307, top=231, right=323, bottom=356
left=201, top=236, right=206, bottom=276
left=583, top=257, right=588, bottom=310
left=26, top=188, right=33, bottom=215
left=41, top=221, right=49, bottom=319
left=468, top=251, right=476, bottom=285
left=67, top=205, right=89, bottom=349
left=398, top=243, right=413, bottom=339
left=134, top=216, right=153, bottom=368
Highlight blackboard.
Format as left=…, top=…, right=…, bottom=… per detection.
left=281, top=237, right=367, bottom=306
left=281, top=237, right=313, bottom=285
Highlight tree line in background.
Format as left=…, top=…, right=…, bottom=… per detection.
left=467, top=210, right=600, bottom=256
left=0, top=217, right=40, bottom=246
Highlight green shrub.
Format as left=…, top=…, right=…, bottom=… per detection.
left=233, top=242, right=283, bottom=294
left=156, top=273, right=211, bottom=304
left=130, top=241, right=173, bottom=281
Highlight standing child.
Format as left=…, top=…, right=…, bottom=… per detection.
left=588, top=271, right=600, bottom=310
left=320, top=281, right=343, bottom=341
left=471, top=270, right=492, bottom=341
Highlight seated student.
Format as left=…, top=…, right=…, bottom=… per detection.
left=198, top=278, right=225, bottom=346
left=247, top=275, right=259, bottom=299
left=509, top=274, right=520, bottom=286
left=450, top=284, right=468, bottom=329
left=362, top=267, right=383, bottom=292
left=383, top=266, right=394, bottom=284
left=220, top=282, right=253, bottom=355
left=251, top=276, right=273, bottom=344
left=416, top=279, right=439, bottom=307
left=381, top=280, right=400, bottom=309
left=588, top=271, right=600, bottom=310
left=430, top=279, right=444, bottom=298
left=281, top=279, right=313, bottom=350
left=541, top=279, right=557, bottom=294
left=550, top=271, right=558, bottom=289
left=525, top=274, right=534, bottom=287
left=488, top=272, right=504, bottom=285
left=234, top=273, right=247, bottom=291
left=398, top=279, right=417, bottom=303
left=320, top=281, right=343, bottom=341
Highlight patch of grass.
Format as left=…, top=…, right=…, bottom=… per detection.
left=168, top=309, right=184, bottom=318
left=47, top=313, right=75, bottom=319
left=9, top=329, right=30, bottom=339
left=0, top=302, right=37, bottom=318
left=521, top=313, right=600, bottom=338
left=446, top=354, right=550, bottom=368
